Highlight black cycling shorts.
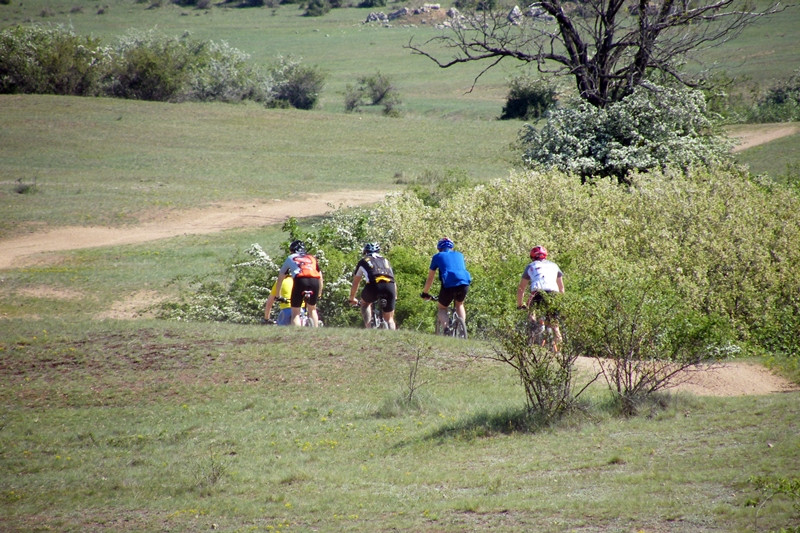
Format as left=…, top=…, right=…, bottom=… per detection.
left=438, top=285, right=469, bottom=307
left=291, top=277, right=321, bottom=307
left=361, top=282, right=397, bottom=312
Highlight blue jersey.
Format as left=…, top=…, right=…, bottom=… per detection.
left=430, top=250, right=471, bottom=288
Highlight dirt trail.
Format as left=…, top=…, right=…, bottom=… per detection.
left=730, top=124, right=798, bottom=152
left=573, top=357, right=798, bottom=397
left=0, top=189, right=388, bottom=270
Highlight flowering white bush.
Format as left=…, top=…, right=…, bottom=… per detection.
left=520, top=86, right=733, bottom=181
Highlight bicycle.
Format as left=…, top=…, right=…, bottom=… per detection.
left=270, top=292, right=321, bottom=327
left=368, top=298, right=391, bottom=329
left=520, top=293, right=561, bottom=351
left=350, top=298, right=390, bottom=329
left=298, top=290, right=322, bottom=327
left=422, top=293, right=467, bottom=339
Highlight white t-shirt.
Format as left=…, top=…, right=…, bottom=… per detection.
left=522, top=259, right=563, bottom=292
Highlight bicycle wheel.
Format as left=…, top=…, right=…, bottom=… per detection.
left=529, top=320, right=546, bottom=346
left=451, top=315, right=467, bottom=339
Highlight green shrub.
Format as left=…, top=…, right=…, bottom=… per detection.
left=0, top=25, right=319, bottom=108
left=158, top=243, right=277, bottom=324
left=163, top=166, right=800, bottom=363
left=0, top=24, right=106, bottom=96
left=500, top=75, right=558, bottom=120
left=267, top=56, right=325, bottom=109
left=105, top=31, right=196, bottom=101
left=187, top=40, right=269, bottom=102
left=563, top=268, right=735, bottom=414
left=519, top=85, right=733, bottom=182
left=749, top=69, right=800, bottom=123
left=343, top=71, right=401, bottom=116
left=488, top=322, right=582, bottom=420
left=304, top=0, right=330, bottom=17
left=402, top=167, right=471, bottom=207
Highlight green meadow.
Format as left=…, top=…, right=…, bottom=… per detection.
left=1, top=0, right=800, bottom=531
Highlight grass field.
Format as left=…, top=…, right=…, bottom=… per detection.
left=2, top=1, right=800, bottom=531
left=1, top=319, right=798, bottom=532
left=2, top=0, right=799, bottom=114
left=0, top=93, right=521, bottom=239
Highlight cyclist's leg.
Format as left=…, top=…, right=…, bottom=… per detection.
left=288, top=279, right=304, bottom=327
left=296, top=278, right=321, bottom=327
left=528, top=293, right=547, bottom=345
left=360, top=302, right=373, bottom=328
left=360, top=284, right=378, bottom=328
left=454, top=315, right=467, bottom=339
left=454, top=300, right=466, bottom=321
left=383, top=310, right=396, bottom=330
left=436, top=287, right=457, bottom=334
left=546, top=314, right=562, bottom=351
left=437, top=305, right=449, bottom=334
left=453, top=285, right=468, bottom=321
left=379, top=283, right=397, bottom=330
left=290, top=307, right=303, bottom=327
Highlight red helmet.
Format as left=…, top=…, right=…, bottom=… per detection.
left=530, top=245, right=548, bottom=260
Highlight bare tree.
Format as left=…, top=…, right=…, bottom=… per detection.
left=407, top=0, right=788, bottom=107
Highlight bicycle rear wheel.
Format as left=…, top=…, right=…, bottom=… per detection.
left=451, top=315, right=467, bottom=339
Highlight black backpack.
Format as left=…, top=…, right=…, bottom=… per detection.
left=362, top=255, right=394, bottom=283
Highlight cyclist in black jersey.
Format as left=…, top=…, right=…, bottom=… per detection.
left=349, top=242, right=397, bottom=329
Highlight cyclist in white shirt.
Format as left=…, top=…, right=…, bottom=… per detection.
left=516, top=245, right=565, bottom=350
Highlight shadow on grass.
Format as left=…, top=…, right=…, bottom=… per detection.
left=421, top=406, right=552, bottom=443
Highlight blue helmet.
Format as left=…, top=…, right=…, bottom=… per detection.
left=437, top=237, right=454, bottom=251
left=363, top=242, right=380, bottom=255
left=289, top=240, right=306, bottom=254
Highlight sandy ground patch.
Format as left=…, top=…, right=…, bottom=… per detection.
left=95, top=290, right=166, bottom=320
left=0, top=189, right=388, bottom=270
left=574, top=356, right=798, bottom=397
left=730, top=124, right=798, bottom=152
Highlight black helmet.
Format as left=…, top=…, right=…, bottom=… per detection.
left=363, top=242, right=380, bottom=255
left=289, top=240, right=306, bottom=254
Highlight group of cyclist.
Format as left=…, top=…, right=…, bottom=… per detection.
left=264, top=237, right=564, bottom=346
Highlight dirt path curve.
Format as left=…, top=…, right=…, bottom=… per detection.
left=730, top=124, right=798, bottom=152
left=0, top=189, right=388, bottom=270
left=574, top=357, right=798, bottom=397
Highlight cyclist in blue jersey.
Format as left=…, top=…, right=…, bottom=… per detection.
left=421, top=237, right=472, bottom=332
